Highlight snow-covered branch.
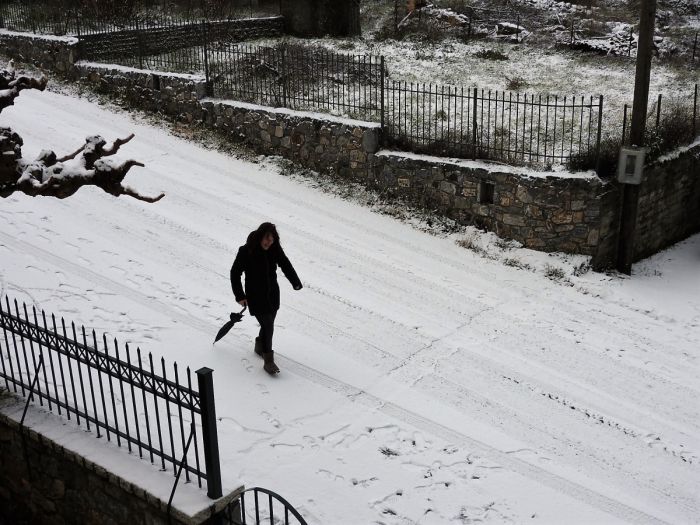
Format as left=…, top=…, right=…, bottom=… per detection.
left=0, top=61, right=164, bottom=202
left=0, top=60, right=48, bottom=113
left=1, top=132, right=164, bottom=202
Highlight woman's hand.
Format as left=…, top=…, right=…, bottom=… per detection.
left=238, top=299, right=248, bottom=306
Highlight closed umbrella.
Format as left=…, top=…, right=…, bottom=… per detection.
left=213, top=306, right=247, bottom=343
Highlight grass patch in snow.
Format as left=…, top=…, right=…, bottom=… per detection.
left=474, top=48, right=510, bottom=61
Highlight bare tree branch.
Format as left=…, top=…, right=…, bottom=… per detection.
left=57, top=144, right=87, bottom=162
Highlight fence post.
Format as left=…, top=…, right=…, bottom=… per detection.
left=655, top=93, right=662, bottom=128
left=621, top=103, right=628, bottom=146
left=281, top=45, right=287, bottom=107
left=628, top=26, right=633, bottom=57
left=135, top=17, right=144, bottom=70
left=594, top=94, right=603, bottom=174
left=472, top=87, right=478, bottom=160
left=202, top=19, right=212, bottom=96
left=570, top=17, right=574, bottom=44
left=694, top=84, right=698, bottom=138
left=380, top=55, right=385, bottom=139
left=197, top=367, right=222, bottom=499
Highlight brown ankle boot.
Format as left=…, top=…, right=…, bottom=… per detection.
left=262, top=352, right=280, bottom=375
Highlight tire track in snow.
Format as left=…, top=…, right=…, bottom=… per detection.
left=120, top=162, right=699, bottom=403
left=11, top=186, right=697, bottom=467
left=75, top=196, right=700, bottom=441
left=12, top=193, right=697, bottom=460
left=0, top=231, right=674, bottom=525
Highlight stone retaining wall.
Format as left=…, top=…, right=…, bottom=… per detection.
left=633, top=143, right=700, bottom=261
left=79, top=17, right=283, bottom=64
left=202, top=99, right=380, bottom=178
left=0, top=31, right=77, bottom=73
left=369, top=152, right=610, bottom=257
left=73, top=63, right=207, bottom=120
left=0, top=410, right=231, bottom=525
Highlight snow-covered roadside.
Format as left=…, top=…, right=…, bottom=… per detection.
left=1, top=88, right=698, bottom=524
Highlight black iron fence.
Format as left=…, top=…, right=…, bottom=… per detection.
left=210, top=44, right=384, bottom=119
left=0, top=296, right=223, bottom=499
left=221, top=487, right=308, bottom=525
left=78, top=17, right=211, bottom=74
left=385, top=81, right=604, bottom=166
left=619, top=84, right=699, bottom=167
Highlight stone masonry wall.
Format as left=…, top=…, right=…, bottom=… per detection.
left=633, top=144, right=700, bottom=261
left=0, top=31, right=77, bottom=73
left=369, top=153, right=610, bottom=257
left=202, top=100, right=380, bottom=178
left=79, top=17, right=283, bottom=64
left=0, top=411, right=207, bottom=525
left=72, top=63, right=208, bottom=121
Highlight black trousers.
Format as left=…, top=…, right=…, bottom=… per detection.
left=255, top=311, right=277, bottom=354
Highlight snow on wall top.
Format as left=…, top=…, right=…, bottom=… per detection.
left=0, top=28, right=79, bottom=44
left=75, top=61, right=206, bottom=81
left=655, top=135, right=700, bottom=163
left=202, top=97, right=382, bottom=129
left=376, top=149, right=600, bottom=180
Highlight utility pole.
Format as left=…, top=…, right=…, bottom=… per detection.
left=616, top=0, right=656, bottom=275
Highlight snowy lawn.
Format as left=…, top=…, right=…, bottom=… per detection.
left=1, top=88, right=699, bottom=524
left=247, top=33, right=697, bottom=128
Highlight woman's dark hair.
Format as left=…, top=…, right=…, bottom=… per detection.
left=246, top=222, right=281, bottom=253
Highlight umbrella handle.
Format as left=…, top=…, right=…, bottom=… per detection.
left=239, top=305, right=247, bottom=315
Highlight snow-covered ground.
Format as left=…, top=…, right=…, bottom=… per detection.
left=1, top=88, right=699, bottom=524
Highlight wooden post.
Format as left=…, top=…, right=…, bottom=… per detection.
left=617, top=0, right=656, bottom=275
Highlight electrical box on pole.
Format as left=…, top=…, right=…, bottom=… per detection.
left=617, top=147, right=646, bottom=185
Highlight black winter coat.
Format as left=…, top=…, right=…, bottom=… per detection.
left=230, top=244, right=302, bottom=316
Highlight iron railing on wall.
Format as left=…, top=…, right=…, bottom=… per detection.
left=78, top=17, right=211, bottom=74
left=0, top=296, right=223, bottom=499
left=621, top=84, right=699, bottom=152
left=209, top=44, right=384, bottom=119
left=384, top=81, right=604, bottom=167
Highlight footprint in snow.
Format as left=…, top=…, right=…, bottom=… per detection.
left=261, top=411, right=281, bottom=429
left=241, top=358, right=253, bottom=373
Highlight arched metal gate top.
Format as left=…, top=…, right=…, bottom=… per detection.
left=222, top=486, right=309, bottom=525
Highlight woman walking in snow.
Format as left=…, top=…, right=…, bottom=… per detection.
left=231, top=222, right=302, bottom=374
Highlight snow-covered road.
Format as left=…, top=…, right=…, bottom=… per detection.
left=1, top=89, right=698, bottom=524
